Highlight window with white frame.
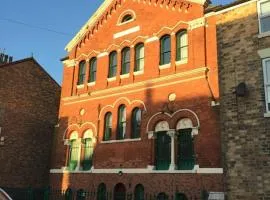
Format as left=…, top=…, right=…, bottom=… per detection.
left=263, top=58, right=270, bottom=112
left=258, top=0, right=270, bottom=33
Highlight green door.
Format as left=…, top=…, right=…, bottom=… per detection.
left=177, top=128, right=195, bottom=170
left=155, top=131, right=171, bottom=170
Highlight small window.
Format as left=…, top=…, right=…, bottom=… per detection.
left=176, top=30, right=188, bottom=61
left=160, top=35, right=171, bottom=65
left=131, top=108, right=142, bottom=138
left=89, top=57, right=97, bottom=83
left=104, top=112, right=112, bottom=141
left=134, top=184, right=144, bottom=200
left=259, top=0, right=270, bottom=33
left=135, top=43, right=144, bottom=72
left=97, top=183, right=107, bottom=200
left=121, top=47, right=130, bottom=75
left=78, top=60, right=86, bottom=85
left=121, top=14, right=133, bottom=23
left=117, top=105, right=126, bottom=140
left=109, top=51, right=117, bottom=78
left=263, top=58, right=270, bottom=112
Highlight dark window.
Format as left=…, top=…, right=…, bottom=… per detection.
left=131, top=108, right=141, bottom=138
left=121, top=14, right=133, bottom=23
left=177, top=128, right=195, bottom=170
left=176, top=30, right=188, bottom=61
left=76, top=189, right=86, bottom=200
left=104, top=112, right=112, bottom=141
left=175, top=193, right=188, bottom=200
left=114, top=183, right=126, bottom=200
left=160, top=35, right=171, bottom=65
left=117, top=105, right=126, bottom=140
left=82, top=138, right=93, bottom=170
left=155, top=131, right=171, bottom=170
left=97, top=183, right=107, bottom=200
left=109, top=51, right=117, bottom=78
left=135, top=43, right=144, bottom=72
left=78, top=60, right=86, bottom=85
left=89, top=57, right=97, bottom=82
left=65, top=188, right=73, bottom=200
left=69, top=139, right=79, bottom=171
left=157, top=193, right=168, bottom=200
left=134, top=184, right=144, bottom=200
left=121, top=47, right=130, bottom=75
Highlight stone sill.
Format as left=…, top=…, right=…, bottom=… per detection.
left=159, top=63, right=171, bottom=70
left=258, top=31, right=270, bottom=38
left=107, top=77, right=116, bottom=82
left=87, top=82, right=96, bottom=86
left=101, top=138, right=141, bottom=144
left=120, top=74, right=130, bottom=79
left=133, top=70, right=144, bottom=76
left=76, top=84, right=84, bottom=89
left=175, top=59, right=188, bottom=66
left=264, top=112, right=270, bottom=118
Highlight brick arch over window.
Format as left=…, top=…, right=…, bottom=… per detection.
left=117, top=9, right=136, bottom=25
left=64, top=124, right=80, bottom=140
left=64, top=122, right=97, bottom=140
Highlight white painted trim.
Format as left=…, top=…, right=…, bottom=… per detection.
left=262, top=58, right=270, bottom=113
left=264, top=112, right=270, bottom=117
left=63, top=59, right=76, bottom=67
left=117, top=9, right=136, bottom=26
left=87, top=82, right=96, bottom=86
left=145, top=36, right=159, bottom=43
left=120, top=74, right=130, bottom=79
left=107, top=77, right=116, bottom=82
left=188, top=17, right=206, bottom=30
left=76, top=84, right=84, bottom=89
left=113, top=26, right=140, bottom=39
left=159, top=63, right=171, bottom=70
left=258, top=48, right=270, bottom=58
left=258, top=31, right=270, bottom=38
left=133, top=70, right=144, bottom=76
left=176, top=59, right=188, bottom=66
left=97, top=52, right=109, bottom=58
left=197, top=168, right=223, bottom=174
left=101, top=138, right=141, bottom=144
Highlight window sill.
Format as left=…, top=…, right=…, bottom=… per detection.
left=264, top=112, right=270, bottom=118
left=87, top=82, right=96, bottom=86
left=134, top=70, right=144, bottom=76
left=120, top=74, right=130, bottom=79
left=76, top=84, right=84, bottom=89
left=175, top=59, right=188, bottom=66
left=107, top=77, right=116, bottom=82
left=159, top=63, right=171, bottom=70
left=258, top=31, right=270, bottom=38
left=101, top=138, right=141, bottom=144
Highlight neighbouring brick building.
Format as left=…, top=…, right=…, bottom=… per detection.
left=204, top=0, right=270, bottom=199
left=0, top=57, right=61, bottom=188
left=50, top=0, right=225, bottom=199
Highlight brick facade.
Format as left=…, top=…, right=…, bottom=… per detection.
left=0, top=58, right=61, bottom=188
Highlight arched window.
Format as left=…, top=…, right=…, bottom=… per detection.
left=131, top=108, right=142, bottom=138
left=82, top=130, right=94, bottom=170
left=176, top=30, right=188, bottom=61
left=97, top=183, right=107, bottom=200
left=121, top=47, right=130, bottom=75
left=157, top=193, right=168, bottom=200
left=68, top=132, right=80, bottom=171
left=134, top=184, right=144, bottom=200
left=114, top=183, right=126, bottom=200
left=134, top=43, right=144, bottom=72
left=104, top=112, right=112, bottom=141
left=121, top=14, right=133, bottom=23
left=160, top=35, right=171, bottom=65
left=89, top=57, right=97, bottom=83
left=117, top=105, right=126, bottom=140
left=109, top=51, right=117, bottom=78
left=78, top=60, right=86, bottom=85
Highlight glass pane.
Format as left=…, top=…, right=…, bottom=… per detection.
left=163, top=52, right=171, bottom=64
left=261, top=16, right=270, bottom=33
left=180, top=33, right=187, bottom=46
left=181, top=47, right=188, bottom=60
left=267, top=86, right=270, bottom=103
left=163, top=37, right=171, bottom=52
left=265, top=60, right=270, bottom=83
left=261, top=1, right=270, bottom=16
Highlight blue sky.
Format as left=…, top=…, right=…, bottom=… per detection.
left=0, top=0, right=231, bottom=84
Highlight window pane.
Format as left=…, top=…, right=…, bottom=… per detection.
left=163, top=52, right=171, bottom=64
left=267, top=86, right=270, bottom=103
left=163, top=37, right=171, bottom=52
left=265, top=60, right=270, bottom=83
left=261, top=1, right=270, bottom=16
left=261, top=15, right=270, bottom=33
left=180, top=33, right=188, bottom=46
left=181, top=46, right=188, bottom=60
left=78, top=61, right=86, bottom=84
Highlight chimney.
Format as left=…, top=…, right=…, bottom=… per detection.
left=0, top=53, right=13, bottom=65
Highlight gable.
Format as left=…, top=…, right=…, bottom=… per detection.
left=65, top=0, right=207, bottom=53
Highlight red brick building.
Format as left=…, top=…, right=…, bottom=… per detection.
left=0, top=57, right=61, bottom=188
left=50, top=0, right=224, bottom=199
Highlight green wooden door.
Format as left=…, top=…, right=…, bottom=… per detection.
left=155, top=131, right=171, bottom=170
left=177, top=128, right=195, bottom=170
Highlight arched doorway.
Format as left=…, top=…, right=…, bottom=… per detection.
left=114, top=183, right=126, bottom=200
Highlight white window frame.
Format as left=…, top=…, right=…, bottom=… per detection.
left=257, top=0, right=270, bottom=36
left=263, top=58, right=270, bottom=114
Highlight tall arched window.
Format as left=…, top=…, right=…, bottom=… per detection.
left=78, top=60, right=86, bottom=85
left=135, top=43, right=144, bottom=72
left=109, top=51, right=117, bottom=78
left=97, top=183, right=107, bottom=200
left=117, top=105, right=126, bottom=140
left=68, top=132, right=80, bottom=171
left=121, top=47, right=130, bottom=75
left=114, top=183, right=126, bottom=200
left=160, top=35, right=171, bottom=65
left=131, top=108, right=142, bottom=138
left=82, top=130, right=94, bottom=171
left=104, top=112, right=112, bottom=141
left=134, top=184, right=144, bottom=200
left=176, top=30, right=188, bottom=61
left=89, top=57, right=97, bottom=83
